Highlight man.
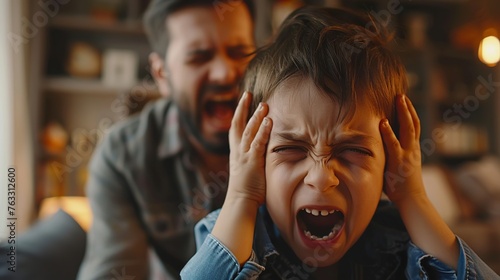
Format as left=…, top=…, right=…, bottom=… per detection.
left=77, top=0, right=255, bottom=279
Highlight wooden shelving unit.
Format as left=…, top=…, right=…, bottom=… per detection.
left=33, top=0, right=157, bottom=207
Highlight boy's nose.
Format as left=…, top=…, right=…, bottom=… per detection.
left=303, top=160, right=340, bottom=192
left=208, top=55, right=238, bottom=85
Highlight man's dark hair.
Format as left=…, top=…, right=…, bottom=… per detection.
left=143, top=0, right=255, bottom=57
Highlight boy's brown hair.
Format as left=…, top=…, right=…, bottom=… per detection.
left=243, top=6, right=407, bottom=125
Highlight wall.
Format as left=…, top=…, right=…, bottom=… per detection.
left=0, top=0, right=36, bottom=239
left=0, top=0, right=14, bottom=241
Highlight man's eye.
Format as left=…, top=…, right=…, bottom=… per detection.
left=186, top=51, right=213, bottom=64
left=228, top=48, right=253, bottom=60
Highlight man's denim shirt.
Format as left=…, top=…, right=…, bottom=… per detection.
left=181, top=201, right=499, bottom=279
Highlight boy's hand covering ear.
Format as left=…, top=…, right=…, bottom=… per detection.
left=380, top=95, right=427, bottom=206
left=228, top=92, right=273, bottom=206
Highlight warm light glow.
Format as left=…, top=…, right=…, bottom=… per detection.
left=478, top=35, right=500, bottom=67
left=39, top=196, right=92, bottom=231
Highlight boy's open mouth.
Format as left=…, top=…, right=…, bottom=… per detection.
left=297, top=208, right=345, bottom=241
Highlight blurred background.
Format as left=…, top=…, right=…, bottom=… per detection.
left=1, top=0, right=499, bottom=274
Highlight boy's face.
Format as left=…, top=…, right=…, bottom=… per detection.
left=265, top=77, right=386, bottom=267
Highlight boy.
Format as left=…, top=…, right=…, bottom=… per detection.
left=181, top=6, right=499, bottom=279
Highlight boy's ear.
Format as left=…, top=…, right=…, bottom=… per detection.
left=149, top=52, right=169, bottom=97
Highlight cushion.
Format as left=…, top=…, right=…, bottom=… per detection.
left=0, top=209, right=86, bottom=280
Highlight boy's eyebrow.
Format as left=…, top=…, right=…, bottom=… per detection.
left=336, top=134, right=380, bottom=146
left=273, top=131, right=379, bottom=146
left=274, top=132, right=311, bottom=145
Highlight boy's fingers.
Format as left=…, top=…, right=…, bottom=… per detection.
left=380, top=119, right=401, bottom=155
left=230, top=91, right=251, bottom=143
left=250, top=117, right=273, bottom=157
left=240, top=102, right=268, bottom=152
left=397, top=95, right=416, bottom=149
left=405, top=96, right=421, bottom=139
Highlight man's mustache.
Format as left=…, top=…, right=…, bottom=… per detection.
left=202, top=84, right=238, bottom=95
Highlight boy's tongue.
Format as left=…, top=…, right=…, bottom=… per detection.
left=298, top=210, right=344, bottom=237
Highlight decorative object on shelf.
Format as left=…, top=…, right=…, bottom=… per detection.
left=40, top=121, right=69, bottom=155
left=65, top=41, right=102, bottom=78
left=89, top=0, right=125, bottom=22
left=437, top=123, right=489, bottom=158
left=102, top=48, right=139, bottom=89
left=406, top=13, right=430, bottom=50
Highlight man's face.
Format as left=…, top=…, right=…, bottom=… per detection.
left=265, top=77, right=386, bottom=267
left=164, top=4, right=254, bottom=151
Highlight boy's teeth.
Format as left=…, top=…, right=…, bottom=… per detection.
left=333, top=223, right=342, bottom=231
left=303, top=226, right=341, bottom=241
left=301, top=208, right=338, bottom=217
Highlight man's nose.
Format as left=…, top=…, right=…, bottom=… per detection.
left=303, top=160, right=340, bottom=192
left=208, top=54, right=238, bottom=84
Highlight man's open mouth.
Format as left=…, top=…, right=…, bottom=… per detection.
left=297, top=207, right=345, bottom=241
left=204, top=98, right=237, bottom=119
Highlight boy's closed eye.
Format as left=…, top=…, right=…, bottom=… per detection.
left=271, top=146, right=308, bottom=161
left=271, top=145, right=373, bottom=164
left=336, top=147, right=373, bottom=157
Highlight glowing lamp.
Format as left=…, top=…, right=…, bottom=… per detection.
left=478, top=33, right=500, bottom=67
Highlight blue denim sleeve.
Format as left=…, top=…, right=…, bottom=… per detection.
left=181, top=234, right=265, bottom=279
left=406, top=236, right=500, bottom=280
left=181, top=210, right=266, bottom=280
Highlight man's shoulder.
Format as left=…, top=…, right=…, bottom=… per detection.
left=90, top=98, right=178, bottom=171
left=101, top=98, right=173, bottom=153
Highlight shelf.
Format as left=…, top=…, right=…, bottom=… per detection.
left=43, top=76, right=158, bottom=96
left=50, top=15, right=145, bottom=35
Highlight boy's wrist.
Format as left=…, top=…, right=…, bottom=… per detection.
left=391, top=192, right=429, bottom=212
left=224, top=190, right=262, bottom=212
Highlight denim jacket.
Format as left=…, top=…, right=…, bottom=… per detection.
left=181, top=201, right=499, bottom=279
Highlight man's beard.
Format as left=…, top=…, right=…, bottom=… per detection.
left=177, top=106, right=230, bottom=155
left=172, top=83, right=239, bottom=155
